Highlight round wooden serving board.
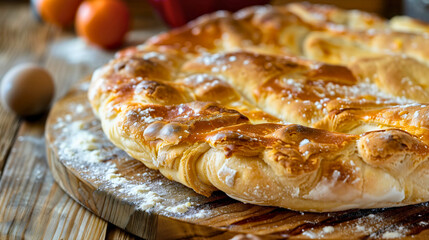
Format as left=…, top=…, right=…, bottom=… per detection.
left=45, top=79, right=429, bottom=240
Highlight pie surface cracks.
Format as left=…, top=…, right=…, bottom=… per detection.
left=89, top=3, right=429, bottom=212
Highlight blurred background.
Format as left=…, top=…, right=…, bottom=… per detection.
left=104, top=0, right=404, bottom=24
left=114, top=0, right=405, bottom=25
left=109, top=0, right=404, bottom=28
left=0, top=0, right=408, bottom=30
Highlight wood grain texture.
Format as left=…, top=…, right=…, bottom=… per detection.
left=0, top=120, right=108, bottom=240
left=0, top=3, right=58, bottom=175
left=0, top=111, right=19, bottom=176
left=0, top=3, right=145, bottom=239
left=106, top=225, right=143, bottom=240
left=45, top=78, right=429, bottom=239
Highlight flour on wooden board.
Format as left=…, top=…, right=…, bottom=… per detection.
left=52, top=92, right=212, bottom=217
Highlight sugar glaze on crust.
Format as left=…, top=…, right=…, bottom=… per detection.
left=89, top=3, right=429, bottom=212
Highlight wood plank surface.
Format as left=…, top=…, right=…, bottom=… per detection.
left=0, top=3, right=110, bottom=239
left=0, top=3, right=55, bottom=176
left=106, top=225, right=143, bottom=240
left=0, top=2, right=157, bottom=239
left=0, top=119, right=108, bottom=239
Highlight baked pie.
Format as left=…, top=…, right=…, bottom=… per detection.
left=88, top=3, right=429, bottom=212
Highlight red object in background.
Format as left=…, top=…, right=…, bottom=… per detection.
left=148, top=0, right=271, bottom=28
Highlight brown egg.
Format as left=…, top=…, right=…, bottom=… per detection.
left=1, top=63, right=55, bottom=116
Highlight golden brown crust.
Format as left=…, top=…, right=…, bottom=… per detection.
left=349, top=56, right=429, bottom=103
left=89, top=3, right=429, bottom=212
left=389, top=16, right=429, bottom=33
left=304, top=30, right=429, bottom=66
left=286, top=2, right=387, bottom=30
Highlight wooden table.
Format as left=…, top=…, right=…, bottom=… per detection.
left=0, top=2, right=165, bottom=239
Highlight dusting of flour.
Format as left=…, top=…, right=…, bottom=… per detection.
left=51, top=84, right=213, bottom=218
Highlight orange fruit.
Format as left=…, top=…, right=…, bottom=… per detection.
left=35, top=0, right=83, bottom=27
left=75, top=0, right=131, bottom=49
